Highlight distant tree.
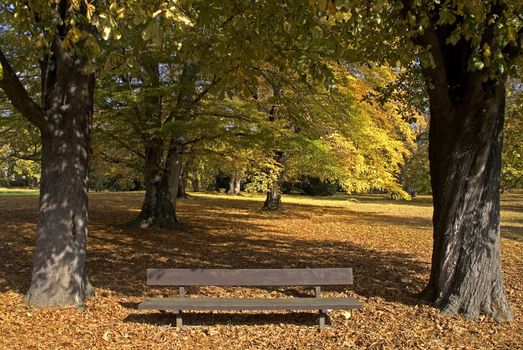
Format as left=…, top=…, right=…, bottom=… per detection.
left=502, top=79, right=523, bottom=191
left=399, top=139, right=431, bottom=196
left=0, top=105, right=41, bottom=187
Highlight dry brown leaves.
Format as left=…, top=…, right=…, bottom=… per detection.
left=0, top=192, right=522, bottom=349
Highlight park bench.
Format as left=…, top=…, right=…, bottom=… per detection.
left=138, top=268, right=362, bottom=328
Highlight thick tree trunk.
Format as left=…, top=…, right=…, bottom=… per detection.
left=263, top=187, right=282, bottom=210
left=133, top=140, right=177, bottom=228
left=26, top=41, right=95, bottom=307
left=262, top=151, right=286, bottom=210
left=134, top=61, right=196, bottom=227
left=136, top=180, right=177, bottom=228
left=134, top=141, right=182, bottom=228
left=421, top=73, right=513, bottom=321
left=227, top=171, right=242, bottom=195
left=233, top=176, right=241, bottom=194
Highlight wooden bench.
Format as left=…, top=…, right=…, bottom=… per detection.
left=138, top=268, right=362, bottom=328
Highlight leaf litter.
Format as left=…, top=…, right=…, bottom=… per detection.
left=0, top=192, right=522, bottom=349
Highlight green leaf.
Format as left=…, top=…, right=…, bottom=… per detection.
left=438, top=8, right=456, bottom=25
left=496, top=61, right=505, bottom=74
left=141, top=21, right=155, bottom=41
left=0, top=64, right=3, bottom=80
left=469, top=55, right=484, bottom=71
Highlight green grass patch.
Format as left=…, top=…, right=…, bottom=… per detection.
left=0, top=187, right=39, bottom=196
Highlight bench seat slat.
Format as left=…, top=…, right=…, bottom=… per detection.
left=147, top=268, right=353, bottom=286
left=138, top=297, right=362, bottom=311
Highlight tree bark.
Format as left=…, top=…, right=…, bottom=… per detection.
left=191, top=176, right=200, bottom=192
left=422, top=77, right=512, bottom=320
left=227, top=171, right=242, bottom=195
left=133, top=62, right=197, bottom=227
left=262, top=151, right=286, bottom=210
left=25, top=37, right=95, bottom=307
left=133, top=141, right=182, bottom=228
left=418, top=26, right=513, bottom=320
left=262, top=81, right=287, bottom=210
left=177, top=168, right=188, bottom=198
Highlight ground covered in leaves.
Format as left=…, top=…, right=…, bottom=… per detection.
left=0, top=192, right=522, bottom=349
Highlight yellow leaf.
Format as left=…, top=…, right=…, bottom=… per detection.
left=482, top=43, right=491, bottom=58
left=117, top=8, right=125, bottom=20
left=69, top=0, right=81, bottom=11
left=174, top=13, right=193, bottom=26
left=68, top=27, right=81, bottom=43
left=342, top=310, right=352, bottom=319
left=102, top=25, right=111, bottom=40
left=141, top=21, right=154, bottom=41
left=102, top=331, right=110, bottom=341
left=0, top=64, right=3, bottom=80
left=85, top=3, right=95, bottom=20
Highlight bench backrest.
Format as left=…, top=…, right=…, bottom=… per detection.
left=146, top=268, right=353, bottom=286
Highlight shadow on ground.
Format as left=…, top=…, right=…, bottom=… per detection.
left=10, top=192, right=523, bottom=327
left=1, top=192, right=520, bottom=326
left=125, top=310, right=326, bottom=327
left=0, top=194, right=430, bottom=308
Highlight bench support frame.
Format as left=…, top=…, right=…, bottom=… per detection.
left=177, top=287, right=185, bottom=327
left=141, top=268, right=359, bottom=328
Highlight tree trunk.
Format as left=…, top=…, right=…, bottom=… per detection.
left=421, top=72, right=512, bottom=320
left=227, top=171, right=242, bottom=195
left=134, top=61, right=197, bottom=227
left=133, top=139, right=177, bottom=228
left=191, top=176, right=200, bottom=192
left=263, top=187, right=282, bottom=210
left=177, top=168, right=188, bottom=199
left=234, top=176, right=241, bottom=194
left=134, top=141, right=182, bottom=228
left=26, top=40, right=95, bottom=307
left=262, top=151, right=286, bottom=210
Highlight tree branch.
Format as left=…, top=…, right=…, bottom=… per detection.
left=103, top=131, right=145, bottom=159
left=0, top=48, right=46, bottom=129
left=181, top=131, right=246, bottom=147
left=193, top=111, right=257, bottom=122
left=190, top=75, right=221, bottom=108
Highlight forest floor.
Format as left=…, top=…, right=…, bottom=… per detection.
left=0, top=192, right=522, bottom=349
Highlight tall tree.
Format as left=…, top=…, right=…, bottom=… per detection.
left=0, top=1, right=97, bottom=306
left=95, top=4, right=239, bottom=227
left=262, top=81, right=287, bottom=210
left=245, top=62, right=417, bottom=203
left=334, top=0, right=522, bottom=320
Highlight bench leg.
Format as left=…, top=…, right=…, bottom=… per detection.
left=176, top=311, right=183, bottom=328
left=318, top=310, right=327, bottom=329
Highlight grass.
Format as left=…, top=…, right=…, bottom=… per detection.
left=0, top=187, right=39, bottom=195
